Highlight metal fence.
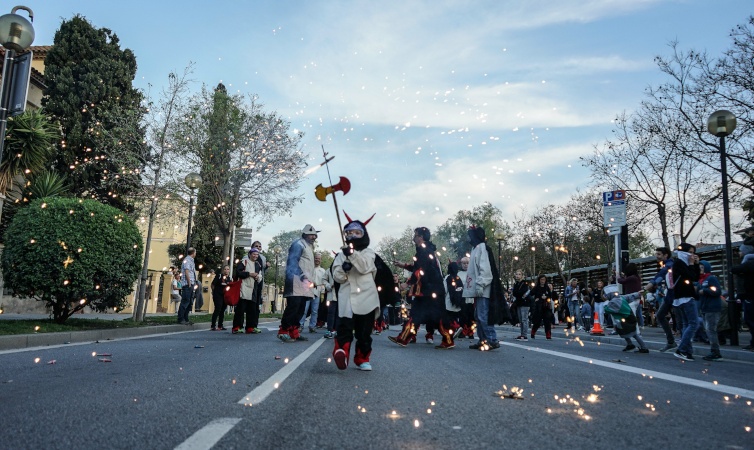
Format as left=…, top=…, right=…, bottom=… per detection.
left=531, top=241, right=742, bottom=294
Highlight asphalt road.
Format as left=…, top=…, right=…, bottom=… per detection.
left=1, top=323, right=752, bottom=450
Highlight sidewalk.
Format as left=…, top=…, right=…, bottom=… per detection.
left=498, top=322, right=754, bottom=363
left=0, top=313, right=278, bottom=351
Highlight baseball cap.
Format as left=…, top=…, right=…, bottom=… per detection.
left=302, top=224, right=320, bottom=235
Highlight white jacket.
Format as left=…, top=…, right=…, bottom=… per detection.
left=333, top=248, right=379, bottom=318
left=463, top=243, right=493, bottom=299
left=239, top=256, right=260, bottom=301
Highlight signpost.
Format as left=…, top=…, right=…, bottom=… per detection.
left=603, top=190, right=627, bottom=283
left=215, top=228, right=253, bottom=248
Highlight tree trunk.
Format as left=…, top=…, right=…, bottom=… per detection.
left=133, top=191, right=158, bottom=322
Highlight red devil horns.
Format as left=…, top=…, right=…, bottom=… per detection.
left=342, top=211, right=376, bottom=226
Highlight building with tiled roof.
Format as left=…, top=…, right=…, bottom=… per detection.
left=0, top=45, right=51, bottom=110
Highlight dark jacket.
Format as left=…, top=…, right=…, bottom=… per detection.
left=406, top=242, right=444, bottom=300
left=698, top=274, right=722, bottom=313
left=530, top=284, right=552, bottom=313
left=211, top=275, right=232, bottom=302
left=511, top=280, right=530, bottom=308
left=670, top=257, right=699, bottom=299
left=732, top=260, right=754, bottom=299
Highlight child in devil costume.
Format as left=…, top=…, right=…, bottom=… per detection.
left=332, top=213, right=393, bottom=371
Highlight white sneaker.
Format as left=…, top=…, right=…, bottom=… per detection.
left=426, top=337, right=434, bottom=344
left=358, top=362, right=372, bottom=371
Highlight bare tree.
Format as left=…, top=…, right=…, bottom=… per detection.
left=175, top=85, right=307, bottom=267
left=130, top=67, right=194, bottom=321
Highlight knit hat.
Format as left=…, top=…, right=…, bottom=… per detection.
left=414, top=227, right=431, bottom=242
left=700, top=260, right=712, bottom=273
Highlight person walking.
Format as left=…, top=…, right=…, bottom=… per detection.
left=331, top=215, right=392, bottom=371
left=278, top=225, right=318, bottom=342
left=210, top=265, right=231, bottom=331
left=389, top=227, right=445, bottom=347
left=177, top=247, right=198, bottom=325
left=530, top=275, right=553, bottom=340
left=457, top=256, right=476, bottom=339
left=300, top=253, right=328, bottom=334
left=462, top=225, right=503, bottom=351
left=564, top=278, right=582, bottom=331
left=511, top=269, right=530, bottom=340
left=671, top=243, right=701, bottom=361
left=698, top=260, right=723, bottom=361
left=644, top=247, right=678, bottom=352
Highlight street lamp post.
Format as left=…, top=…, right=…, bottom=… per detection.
left=494, top=230, right=505, bottom=288
left=0, top=6, right=34, bottom=220
left=184, top=172, right=201, bottom=251
left=273, top=245, right=282, bottom=314
left=707, top=110, right=738, bottom=346
left=531, top=246, right=536, bottom=276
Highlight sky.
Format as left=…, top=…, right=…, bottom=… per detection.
left=24, top=0, right=753, bottom=252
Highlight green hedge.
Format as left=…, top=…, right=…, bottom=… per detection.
left=2, top=198, right=143, bottom=322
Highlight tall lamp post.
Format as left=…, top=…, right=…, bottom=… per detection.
left=707, top=110, right=738, bottom=346
left=531, top=246, right=536, bottom=276
left=494, top=230, right=505, bottom=288
left=0, top=6, right=34, bottom=220
left=184, top=172, right=201, bottom=251
left=273, top=245, right=282, bottom=314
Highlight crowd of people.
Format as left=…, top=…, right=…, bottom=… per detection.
left=175, top=222, right=754, bottom=369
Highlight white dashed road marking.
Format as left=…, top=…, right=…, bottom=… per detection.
left=239, top=337, right=327, bottom=406
left=174, top=418, right=241, bottom=450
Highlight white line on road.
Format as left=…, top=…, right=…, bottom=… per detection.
left=238, top=337, right=327, bottom=406
left=503, top=342, right=754, bottom=400
left=174, top=418, right=241, bottom=450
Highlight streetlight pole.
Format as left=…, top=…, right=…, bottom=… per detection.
left=184, top=172, right=201, bottom=251
left=0, top=6, right=34, bottom=221
left=707, top=110, right=738, bottom=346
left=494, top=229, right=505, bottom=289
left=531, top=246, right=536, bottom=276
left=273, top=246, right=281, bottom=314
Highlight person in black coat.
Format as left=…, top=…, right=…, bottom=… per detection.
left=210, top=265, right=232, bottom=330
left=390, top=227, right=445, bottom=346
left=530, top=275, right=553, bottom=339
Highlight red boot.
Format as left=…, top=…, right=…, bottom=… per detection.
left=333, top=340, right=351, bottom=370
left=435, top=322, right=455, bottom=349
left=354, top=347, right=371, bottom=366
left=277, top=326, right=291, bottom=342
left=388, top=319, right=413, bottom=347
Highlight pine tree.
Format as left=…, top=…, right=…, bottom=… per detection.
left=42, top=15, right=146, bottom=212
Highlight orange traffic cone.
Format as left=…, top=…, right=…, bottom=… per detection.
left=590, top=311, right=605, bottom=336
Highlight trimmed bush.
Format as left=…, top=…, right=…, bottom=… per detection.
left=2, top=198, right=142, bottom=323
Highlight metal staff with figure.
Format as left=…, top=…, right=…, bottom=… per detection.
left=314, top=146, right=351, bottom=245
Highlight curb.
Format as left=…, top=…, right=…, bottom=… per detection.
left=496, top=325, right=754, bottom=363
left=0, top=318, right=282, bottom=351
left=0, top=323, right=211, bottom=351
